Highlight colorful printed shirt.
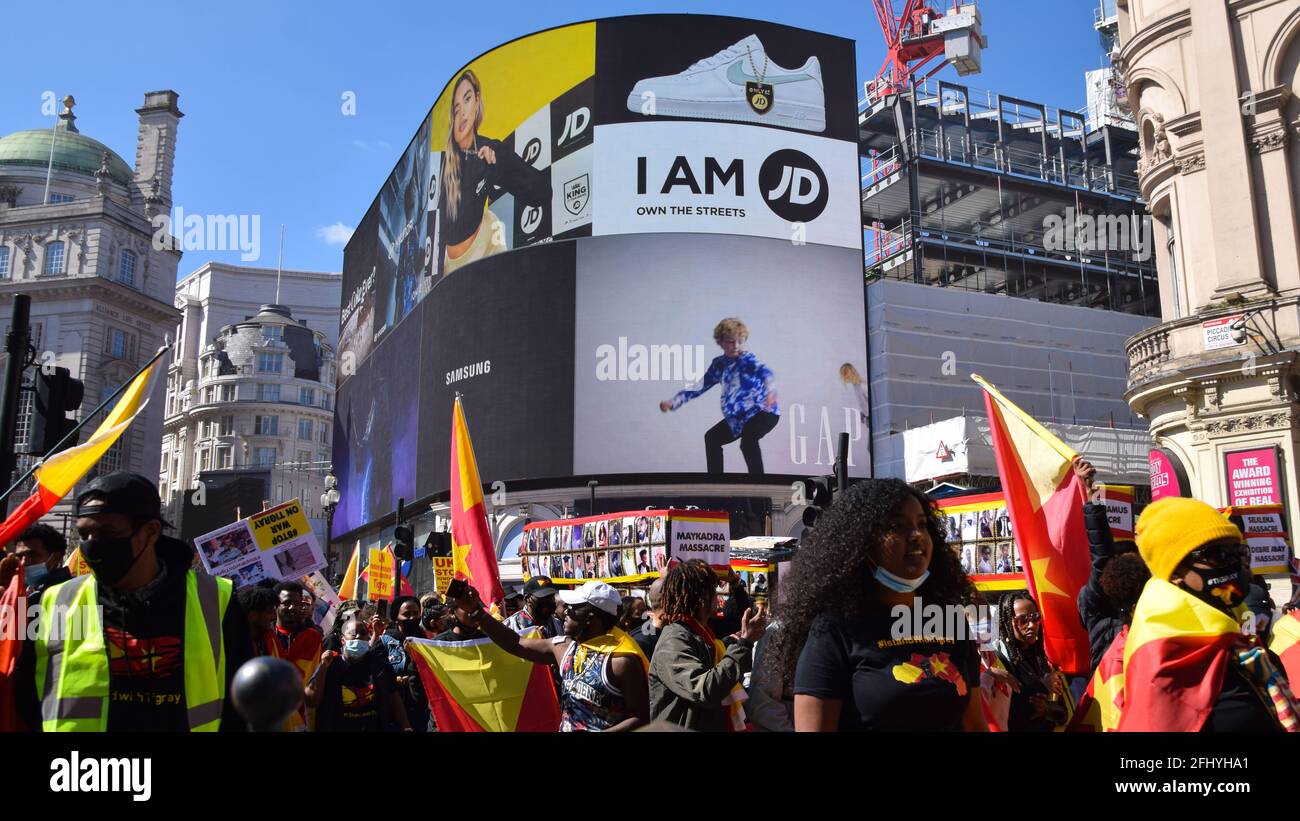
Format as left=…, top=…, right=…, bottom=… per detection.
left=671, top=352, right=777, bottom=436
left=502, top=608, right=563, bottom=638
left=557, top=629, right=648, bottom=732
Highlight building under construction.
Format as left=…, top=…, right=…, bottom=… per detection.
left=860, top=1, right=1159, bottom=487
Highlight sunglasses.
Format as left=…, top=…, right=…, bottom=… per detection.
left=1187, top=543, right=1246, bottom=565
left=1013, top=612, right=1042, bottom=625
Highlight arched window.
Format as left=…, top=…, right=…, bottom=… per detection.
left=498, top=520, right=526, bottom=560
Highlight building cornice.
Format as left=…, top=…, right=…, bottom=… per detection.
left=0, top=277, right=179, bottom=324
left=1119, top=8, right=1192, bottom=70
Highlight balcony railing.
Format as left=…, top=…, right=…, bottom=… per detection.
left=1126, top=325, right=1171, bottom=379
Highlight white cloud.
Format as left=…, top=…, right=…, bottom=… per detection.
left=352, top=139, right=392, bottom=152
left=315, top=222, right=355, bottom=246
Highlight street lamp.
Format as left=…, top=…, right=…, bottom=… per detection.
left=320, top=471, right=340, bottom=570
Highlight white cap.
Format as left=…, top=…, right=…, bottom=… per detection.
left=558, top=580, right=622, bottom=616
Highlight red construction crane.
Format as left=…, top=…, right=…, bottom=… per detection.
left=867, top=0, right=987, bottom=103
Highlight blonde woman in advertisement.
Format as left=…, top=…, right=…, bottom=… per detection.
left=440, top=69, right=552, bottom=275
left=840, top=363, right=870, bottom=425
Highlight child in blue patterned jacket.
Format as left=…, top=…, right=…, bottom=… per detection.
left=660, top=317, right=779, bottom=474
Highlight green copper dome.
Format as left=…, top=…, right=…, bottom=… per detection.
left=0, top=128, right=133, bottom=185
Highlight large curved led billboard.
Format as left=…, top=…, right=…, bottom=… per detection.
left=333, top=14, right=869, bottom=536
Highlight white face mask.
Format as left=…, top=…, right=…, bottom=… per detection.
left=342, top=639, right=369, bottom=662
left=873, top=565, right=930, bottom=593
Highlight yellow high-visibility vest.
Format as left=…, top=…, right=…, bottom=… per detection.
left=34, top=569, right=231, bottom=731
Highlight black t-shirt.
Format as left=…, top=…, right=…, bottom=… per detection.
left=794, top=609, right=978, bottom=732
left=100, top=562, right=189, bottom=732
left=440, top=136, right=552, bottom=246
left=434, top=627, right=483, bottom=642
left=314, top=645, right=396, bottom=733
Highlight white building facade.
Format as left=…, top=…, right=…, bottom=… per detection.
left=162, top=269, right=339, bottom=540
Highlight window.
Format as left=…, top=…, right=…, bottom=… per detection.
left=218, top=415, right=233, bottom=436
left=257, top=383, right=280, bottom=402
left=298, top=418, right=313, bottom=440
left=217, top=447, right=232, bottom=469
left=105, top=327, right=136, bottom=362
left=220, top=384, right=234, bottom=402
left=297, top=450, right=312, bottom=466
left=256, top=353, right=283, bottom=373
left=202, top=386, right=215, bottom=404
left=0, top=247, right=9, bottom=279
left=318, top=426, right=329, bottom=444
left=43, top=241, right=65, bottom=275
left=198, top=450, right=210, bottom=471
left=264, top=326, right=283, bottom=343
left=100, top=439, right=125, bottom=474
left=118, top=250, right=136, bottom=286
left=197, top=420, right=207, bottom=439
left=321, top=394, right=332, bottom=411
left=254, top=415, right=279, bottom=436
left=48, top=193, right=74, bottom=204
left=255, top=447, right=277, bottom=466
left=299, top=387, right=315, bottom=406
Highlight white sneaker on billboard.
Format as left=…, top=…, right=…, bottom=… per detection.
left=626, top=34, right=826, bottom=133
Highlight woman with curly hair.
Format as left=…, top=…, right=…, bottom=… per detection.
left=649, top=559, right=767, bottom=731
left=763, top=478, right=984, bottom=731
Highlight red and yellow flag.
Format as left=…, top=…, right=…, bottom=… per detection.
left=450, top=397, right=504, bottom=605
left=406, top=634, right=560, bottom=732
left=338, top=542, right=360, bottom=600
left=974, top=374, right=1092, bottom=674
left=1117, top=579, right=1240, bottom=731
left=0, top=353, right=162, bottom=546
left=1067, top=625, right=1127, bottom=732
left=1269, top=610, right=1300, bottom=688
left=0, top=560, right=25, bottom=731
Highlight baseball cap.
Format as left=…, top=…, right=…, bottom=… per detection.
left=504, top=587, right=525, bottom=602
left=522, top=576, right=557, bottom=598
left=75, top=472, right=168, bottom=525
left=559, top=580, right=621, bottom=616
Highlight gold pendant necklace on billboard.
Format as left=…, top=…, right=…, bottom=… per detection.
left=745, top=47, right=773, bottom=116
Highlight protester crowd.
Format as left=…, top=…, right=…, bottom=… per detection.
left=2, top=464, right=1299, bottom=733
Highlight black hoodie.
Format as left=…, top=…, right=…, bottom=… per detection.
left=17, top=535, right=251, bottom=731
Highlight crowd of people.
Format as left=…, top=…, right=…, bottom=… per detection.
left=2, top=464, right=1298, bottom=733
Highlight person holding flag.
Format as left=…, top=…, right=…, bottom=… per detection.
left=453, top=580, right=650, bottom=732
left=1120, top=497, right=1298, bottom=732
left=18, top=472, right=252, bottom=731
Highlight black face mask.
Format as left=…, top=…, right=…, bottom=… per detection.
left=396, top=619, right=422, bottom=637
left=1183, top=561, right=1250, bottom=610
left=80, top=527, right=146, bottom=587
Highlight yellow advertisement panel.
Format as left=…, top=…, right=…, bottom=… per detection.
left=250, top=500, right=313, bottom=551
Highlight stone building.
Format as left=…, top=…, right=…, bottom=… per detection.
left=1120, top=0, right=1300, bottom=531
left=0, top=92, right=183, bottom=527
left=161, top=288, right=338, bottom=542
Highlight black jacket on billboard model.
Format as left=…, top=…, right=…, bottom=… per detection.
left=441, top=136, right=552, bottom=247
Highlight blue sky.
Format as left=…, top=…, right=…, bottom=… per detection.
left=2, top=0, right=1107, bottom=275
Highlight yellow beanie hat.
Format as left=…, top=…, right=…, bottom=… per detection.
left=1135, top=497, right=1243, bottom=582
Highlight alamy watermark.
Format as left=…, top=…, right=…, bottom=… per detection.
left=1043, top=208, right=1152, bottom=262
left=0, top=598, right=104, bottom=642
left=891, top=597, right=1000, bottom=648
left=151, top=207, right=261, bottom=262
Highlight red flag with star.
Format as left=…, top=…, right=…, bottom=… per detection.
left=450, top=397, right=504, bottom=606
left=974, top=374, right=1092, bottom=675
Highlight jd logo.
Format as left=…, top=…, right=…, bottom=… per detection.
left=564, top=174, right=590, bottom=215
left=557, top=107, right=591, bottom=146
left=759, top=149, right=827, bottom=222
left=522, top=137, right=543, bottom=167
left=520, top=204, right=543, bottom=234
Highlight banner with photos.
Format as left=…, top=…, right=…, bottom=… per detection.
left=935, top=492, right=1022, bottom=592
left=520, top=509, right=729, bottom=584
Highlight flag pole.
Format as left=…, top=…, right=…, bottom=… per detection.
left=0, top=342, right=172, bottom=507
left=42, top=98, right=59, bottom=205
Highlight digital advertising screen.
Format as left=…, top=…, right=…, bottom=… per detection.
left=333, top=14, right=867, bottom=538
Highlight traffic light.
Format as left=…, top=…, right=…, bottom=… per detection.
left=393, top=524, right=415, bottom=562
left=799, top=476, right=835, bottom=529
left=28, top=367, right=83, bottom=456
